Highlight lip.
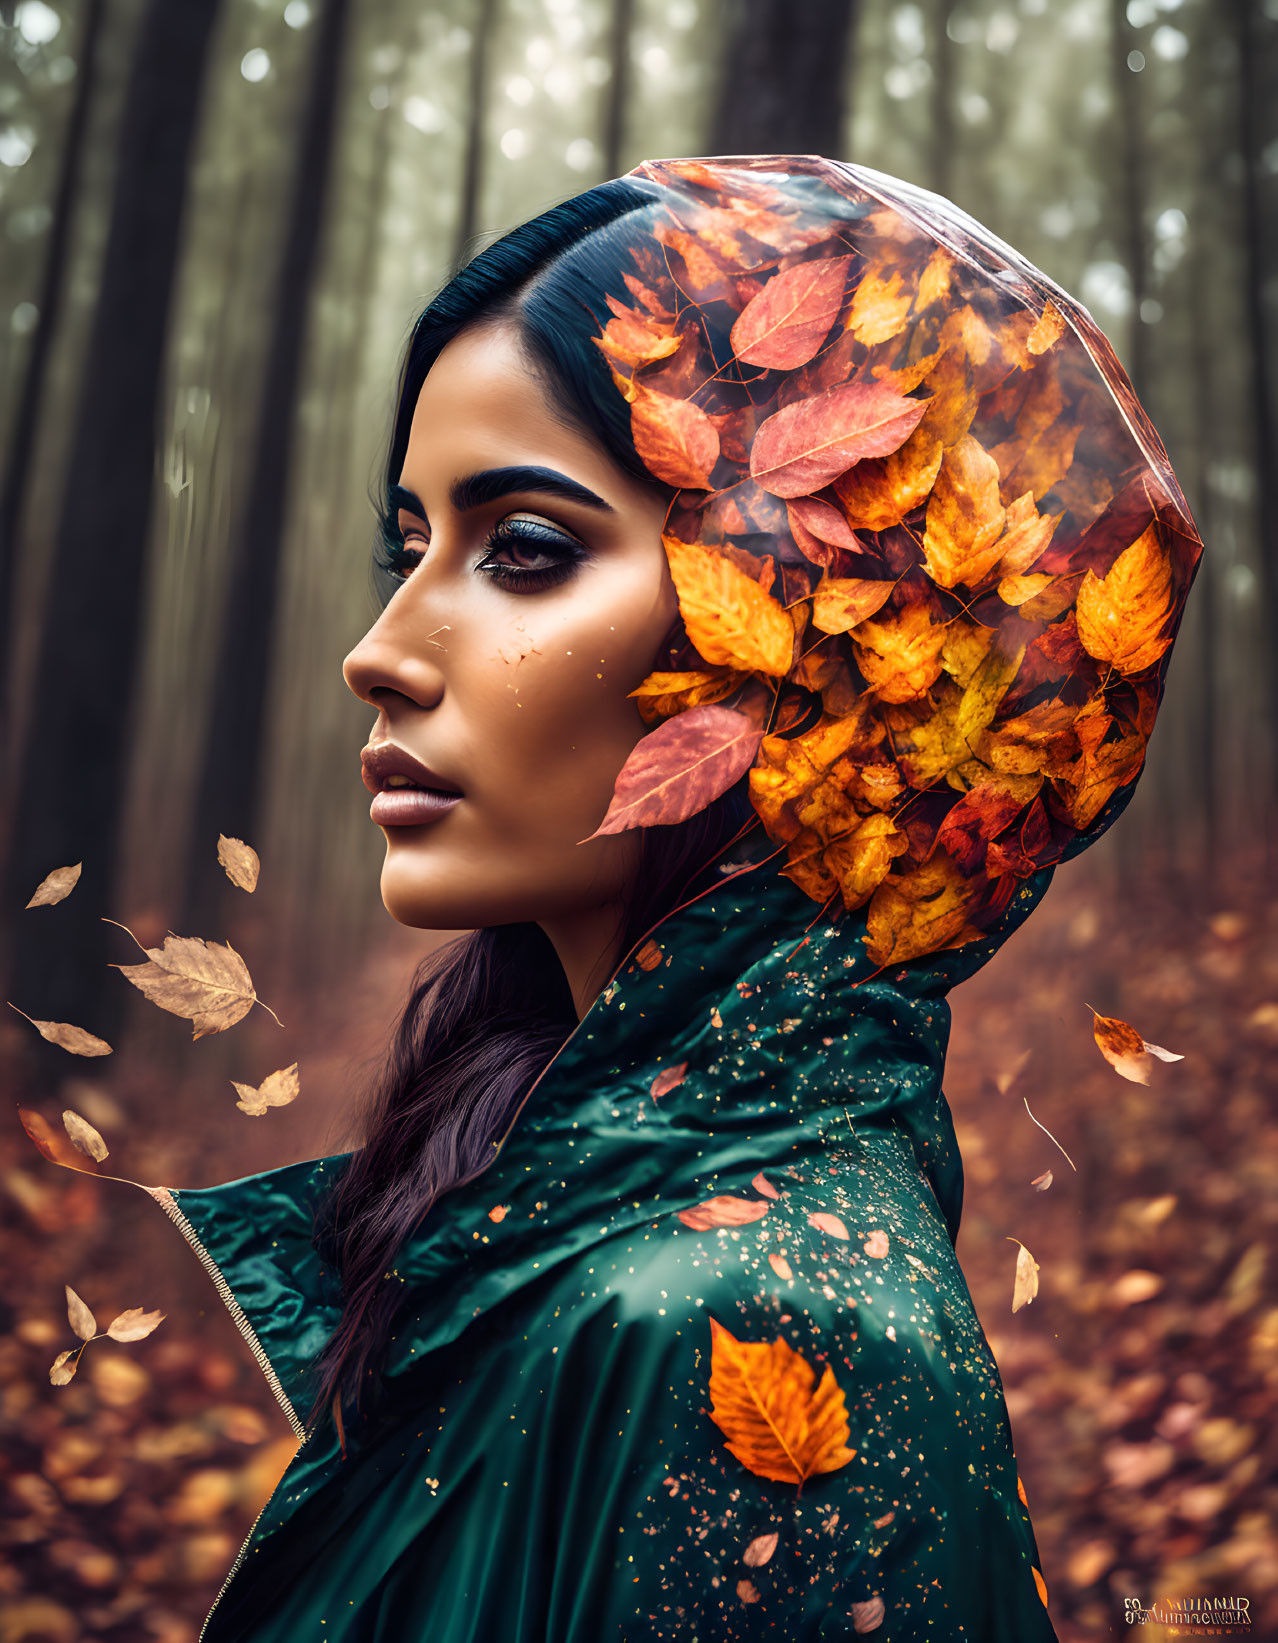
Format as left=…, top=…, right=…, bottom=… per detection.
left=361, top=742, right=463, bottom=829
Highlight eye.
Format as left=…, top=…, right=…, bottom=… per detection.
left=372, top=512, right=428, bottom=591
left=477, top=514, right=586, bottom=593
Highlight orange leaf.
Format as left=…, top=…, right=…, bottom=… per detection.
left=664, top=537, right=795, bottom=674
left=833, top=431, right=944, bottom=531
left=850, top=599, right=946, bottom=704
left=768, top=1253, right=794, bottom=1281
left=1027, top=301, right=1065, bottom=355
left=585, top=706, right=762, bottom=836
left=811, top=576, right=897, bottom=635
left=742, top=1531, right=779, bottom=1567
left=807, top=1211, right=849, bottom=1240
left=730, top=255, right=853, bottom=368
left=752, top=1172, right=780, bottom=1200
left=1088, top=1006, right=1153, bottom=1084
left=651, top=1061, right=688, bottom=1100
left=18, top=1108, right=99, bottom=1175
left=863, top=852, right=978, bottom=967
left=707, top=1316, right=856, bottom=1489
left=678, top=1195, right=770, bottom=1231
left=630, top=388, right=720, bottom=488
left=750, top=380, right=930, bottom=498
left=847, top=268, right=912, bottom=345
left=1032, top=1566, right=1049, bottom=1607
left=1074, top=522, right=1174, bottom=675
left=488, top=1204, right=509, bottom=1222
left=629, top=667, right=745, bottom=724
left=921, top=434, right=1007, bottom=589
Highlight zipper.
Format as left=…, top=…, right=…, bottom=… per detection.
left=146, top=1186, right=312, bottom=1638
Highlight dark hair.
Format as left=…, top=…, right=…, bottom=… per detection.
left=310, top=181, right=755, bottom=1429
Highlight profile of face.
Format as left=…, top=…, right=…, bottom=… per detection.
left=342, top=321, right=677, bottom=980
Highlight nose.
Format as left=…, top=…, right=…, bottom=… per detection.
left=342, top=592, right=448, bottom=717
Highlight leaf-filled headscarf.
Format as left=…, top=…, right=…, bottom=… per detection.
left=593, top=156, right=1202, bottom=971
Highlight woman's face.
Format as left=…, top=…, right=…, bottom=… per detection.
left=342, top=320, right=677, bottom=953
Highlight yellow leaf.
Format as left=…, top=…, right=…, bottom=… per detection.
left=707, top=1316, right=856, bottom=1490
left=7, top=1004, right=112, bottom=1057
left=847, top=268, right=912, bottom=346
left=628, top=667, right=745, bottom=724
left=664, top=536, right=795, bottom=675
left=1027, top=300, right=1066, bottom=355
left=851, top=600, right=946, bottom=703
left=811, top=577, right=897, bottom=635
left=231, top=1062, right=300, bottom=1117
left=1074, top=522, right=1174, bottom=675
left=921, top=435, right=1006, bottom=589
left=105, top=918, right=274, bottom=1039
left=25, top=863, right=82, bottom=908
left=61, top=1110, right=108, bottom=1162
left=217, top=834, right=261, bottom=893
left=863, top=852, right=975, bottom=967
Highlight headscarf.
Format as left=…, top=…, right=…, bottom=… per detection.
left=589, top=156, right=1201, bottom=970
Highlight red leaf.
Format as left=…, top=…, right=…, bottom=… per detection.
left=651, top=1061, right=688, bottom=1100
left=750, top=379, right=931, bottom=498
left=631, top=388, right=720, bottom=488
left=752, top=1172, right=780, bottom=1199
left=786, top=496, right=865, bottom=552
left=583, top=707, right=762, bottom=837
left=678, top=1195, right=771, bottom=1230
left=730, top=255, right=854, bottom=369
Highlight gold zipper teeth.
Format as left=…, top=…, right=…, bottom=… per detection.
left=146, top=1186, right=312, bottom=1637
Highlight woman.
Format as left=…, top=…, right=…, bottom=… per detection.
left=144, top=157, right=1201, bottom=1640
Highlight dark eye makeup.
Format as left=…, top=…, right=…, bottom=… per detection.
left=373, top=507, right=587, bottom=599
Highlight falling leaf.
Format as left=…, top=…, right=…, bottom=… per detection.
left=1144, top=1040, right=1184, bottom=1064
left=1087, top=1006, right=1153, bottom=1084
left=217, top=834, right=261, bottom=893
left=630, top=387, right=720, bottom=488
left=25, top=863, right=82, bottom=909
left=768, top=1253, right=794, bottom=1282
left=707, top=1316, right=856, bottom=1489
left=678, top=1195, right=770, bottom=1231
left=585, top=706, right=763, bottom=837
left=487, top=1205, right=508, bottom=1223
left=18, top=1108, right=99, bottom=1174
left=61, top=1110, right=108, bottom=1163
left=66, top=1285, right=96, bottom=1342
left=1008, top=1239, right=1040, bottom=1312
left=730, top=255, right=853, bottom=368
left=808, top=1211, right=849, bottom=1241
left=105, top=1307, right=165, bottom=1342
left=736, top=1579, right=761, bottom=1605
left=1074, top=522, right=1175, bottom=675
left=651, top=1062, right=688, bottom=1100
left=1031, top=1170, right=1054, bottom=1191
left=1027, top=300, right=1065, bottom=355
left=49, top=1349, right=78, bottom=1386
left=741, top=1531, right=779, bottom=1567
left=231, top=1062, right=300, bottom=1117
left=750, top=379, right=930, bottom=498
left=752, top=1172, right=780, bottom=1200
left=1032, top=1567, right=1049, bottom=1607
left=863, top=1230, right=889, bottom=1258
left=105, top=919, right=273, bottom=1038
left=8, top=1004, right=112, bottom=1057
left=664, top=537, right=796, bottom=674
left=851, top=1595, right=886, bottom=1633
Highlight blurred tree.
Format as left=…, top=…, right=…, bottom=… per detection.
left=0, top=0, right=221, bottom=1034
left=708, top=0, right=858, bottom=156
left=180, top=0, right=354, bottom=943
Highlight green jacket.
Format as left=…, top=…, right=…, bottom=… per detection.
left=145, top=812, right=1114, bottom=1642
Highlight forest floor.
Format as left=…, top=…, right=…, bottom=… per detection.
left=0, top=853, right=1274, bottom=1641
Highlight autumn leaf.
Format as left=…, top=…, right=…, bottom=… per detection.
left=863, top=1230, right=889, bottom=1258
left=833, top=431, right=943, bottom=531
left=629, top=667, right=744, bottom=724
left=808, top=1211, right=849, bottom=1240
left=736, top=1580, right=760, bottom=1605
left=852, top=1595, right=886, bottom=1633
left=768, top=1253, right=794, bottom=1281
left=62, top=1109, right=108, bottom=1162
left=66, top=1285, right=96, bottom=1342
left=585, top=706, right=762, bottom=836
left=634, top=940, right=664, bottom=970
left=850, top=600, right=946, bottom=704
left=1027, top=300, right=1066, bottom=355
left=217, top=834, right=260, bottom=893
left=921, top=434, right=1007, bottom=589
left=488, top=1204, right=509, bottom=1222
left=846, top=268, right=912, bottom=345
left=742, top=1531, right=779, bottom=1566
left=8, top=1003, right=112, bottom=1057
left=106, top=1307, right=165, bottom=1342
left=707, top=1316, right=856, bottom=1490
left=750, top=379, right=930, bottom=498
left=1074, top=522, right=1174, bottom=674
left=1031, top=1170, right=1054, bottom=1191
left=1087, top=1005, right=1181, bottom=1084
left=664, top=537, right=795, bottom=674
left=1008, top=1239, right=1040, bottom=1312
left=630, top=387, right=720, bottom=488
left=18, top=1107, right=99, bottom=1174
left=786, top=496, right=864, bottom=554
left=811, top=576, right=896, bottom=635
left=863, top=851, right=978, bottom=967
left=49, top=1349, right=79, bottom=1386
left=25, top=863, right=82, bottom=908
left=752, top=1172, right=780, bottom=1199
left=678, top=1195, right=770, bottom=1231
left=730, top=255, right=853, bottom=368
left=651, top=1061, right=688, bottom=1099
left=1032, top=1567, right=1049, bottom=1607
left=231, top=1061, right=300, bottom=1117
left=105, top=917, right=277, bottom=1038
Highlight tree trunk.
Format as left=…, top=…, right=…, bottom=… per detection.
left=708, top=0, right=858, bottom=158
left=0, top=0, right=220, bottom=1037
left=1109, top=0, right=1149, bottom=401
left=179, top=0, right=353, bottom=944
left=452, top=0, right=500, bottom=267
left=602, top=0, right=636, bottom=178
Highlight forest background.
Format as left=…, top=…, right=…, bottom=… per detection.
left=0, top=0, right=1275, bottom=1639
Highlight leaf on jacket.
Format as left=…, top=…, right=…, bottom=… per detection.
left=8, top=1004, right=112, bottom=1057
left=850, top=600, right=947, bottom=704
left=752, top=1172, right=780, bottom=1199
left=863, top=1230, right=889, bottom=1258
left=18, top=1107, right=99, bottom=1175
left=750, top=379, right=930, bottom=498
left=217, top=834, right=261, bottom=893
left=231, top=1062, right=300, bottom=1117
left=664, top=537, right=796, bottom=674
left=1008, top=1239, right=1040, bottom=1312
left=1074, top=522, right=1174, bottom=675
left=678, top=1195, right=769, bottom=1231
left=768, top=1253, right=794, bottom=1281
left=106, top=919, right=270, bottom=1038
left=832, top=432, right=943, bottom=531
left=808, top=1211, right=850, bottom=1241
left=741, top=1531, right=779, bottom=1567
left=786, top=495, right=864, bottom=553
left=630, top=387, right=720, bottom=488
left=488, top=1204, right=509, bottom=1222
left=585, top=706, right=763, bottom=837
left=852, top=1594, right=886, bottom=1632
left=106, top=1307, right=165, bottom=1342
left=25, top=862, right=82, bottom=908
left=1032, top=1566, right=1049, bottom=1607
left=707, top=1316, right=856, bottom=1490
left=651, top=1061, right=688, bottom=1100
left=62, top=1110, right=108, bottom=1162
left=730, top=255, right=853, bottom=368
left=65, top=1285, right=96, bottom=1342
left=736, top=1579, right=761, bottom=1605
left=634, top=940, right=664, bottom=971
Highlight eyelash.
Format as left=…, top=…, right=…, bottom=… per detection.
left=373, top=514, right=586, bottom=595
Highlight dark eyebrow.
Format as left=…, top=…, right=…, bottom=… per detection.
left=388, top=466, right=614, bottom=522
